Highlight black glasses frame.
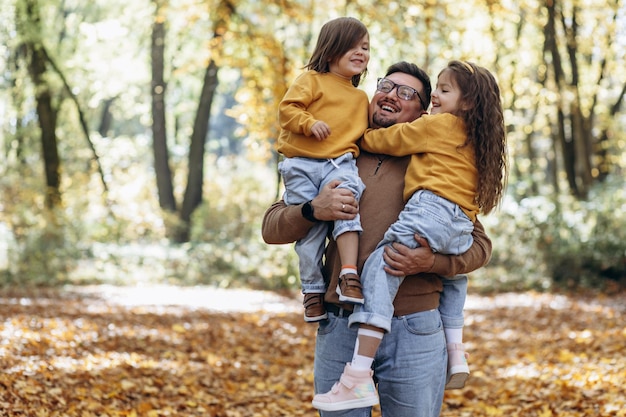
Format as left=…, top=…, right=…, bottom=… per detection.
left=376, top=78, right=427, bottom=110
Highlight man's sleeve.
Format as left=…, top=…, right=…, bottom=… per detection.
left=261, top=200, right=315, bottom=245
left=428, top=219, right=492, bottom=276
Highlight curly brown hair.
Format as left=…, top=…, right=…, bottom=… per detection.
left=304, top=17, right=369, bottom=87
left=443, top=60, right=508, bottom=214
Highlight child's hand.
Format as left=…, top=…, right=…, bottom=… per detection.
left=311, top=121, right=331, bottom=140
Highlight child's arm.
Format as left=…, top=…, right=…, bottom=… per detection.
left=278, top=73, right=319, bottom=137
left=361, top=117, right=431, bottom=156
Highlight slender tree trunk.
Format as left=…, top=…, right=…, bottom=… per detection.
left=545, top=0, right=585, bottom=198
left=8, top=45, right=27, bottom=165
left=44, top=48, right=110, bottom=195
left=98, top=98, right=115, bottom=137
left=597, top=82, right=626, bottom=180
left=174, top=0, right=235, bottom=242
left=151, top=1, right=177, bottom=214
left=176, top=59, right=219, bottom=242
left=21, top=0, right=61, bottom=208
left=563, top=6, right=592, bottom=198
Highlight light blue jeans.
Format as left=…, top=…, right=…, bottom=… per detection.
left=279, top=153, right=365, bottom=293
left=350, top=190, right=473, bottom=332
left=314, top=309, right=447, bottom=417
left=440, top=275, right=468, bottom=329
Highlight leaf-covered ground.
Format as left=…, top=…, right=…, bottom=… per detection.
left=0, top=286, right=624, bottom=417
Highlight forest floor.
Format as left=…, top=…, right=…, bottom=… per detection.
left=0, top=285, right=624, bottom=417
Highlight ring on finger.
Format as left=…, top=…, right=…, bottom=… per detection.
left=342, top=204, right=345, bottom=211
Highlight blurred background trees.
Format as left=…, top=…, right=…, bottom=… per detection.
left=1, top=0, right=624, bottom=291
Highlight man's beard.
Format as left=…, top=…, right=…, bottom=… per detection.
left=371, top=110, right=397, bottom=128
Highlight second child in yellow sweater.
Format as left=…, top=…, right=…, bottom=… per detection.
left=313, top=61, right=508, bottom=411
left=277, top=17, right=369, bottom=322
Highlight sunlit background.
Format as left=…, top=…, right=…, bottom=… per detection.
left=0, top=0, right=624, bottom=292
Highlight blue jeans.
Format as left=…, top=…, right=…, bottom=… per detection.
left=279, top=154, right=365, bottom=293
left=440, top=275, right=467, bottom=329
left=350, top=190, right=473, bottom=331
left=314, top=309, right=447, bottom=417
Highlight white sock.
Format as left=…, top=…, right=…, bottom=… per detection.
left=352, top=354, right=373, bottom=370
left=445, top=327, right=464, bottom=345
left=340, top=267, right=358, bottom=276
left=351, top=328, right=383, bottom=370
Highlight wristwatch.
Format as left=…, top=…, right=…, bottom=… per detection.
left=302, top=200, right=318, bottom=222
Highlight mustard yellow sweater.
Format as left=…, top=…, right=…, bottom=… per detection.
left=277, top=70, right=369, bottom=159
left=361, top=113, right=478, bottom=221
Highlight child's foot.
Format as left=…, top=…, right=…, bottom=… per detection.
left=312, top=363, right=378, bottom=411
left=445, top=343, right=470, bottom=390
left=336, top=273, right=364, bottom=304
left=303, top=293, right=328, bottom=322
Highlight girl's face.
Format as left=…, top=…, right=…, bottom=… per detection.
left=430, top=69, right=463, bottom=116
left=329, top=34, right=370, bottom=79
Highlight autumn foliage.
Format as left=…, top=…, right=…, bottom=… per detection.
left=0, top=287, right=624, bottom=416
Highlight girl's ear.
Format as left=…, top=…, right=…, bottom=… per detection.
left=461, top=99, right=473, bottom=112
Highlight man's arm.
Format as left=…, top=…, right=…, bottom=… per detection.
left=261, top=180, right=358, bottom=245
left=429, top=219, right=492, bottom=276
left=261, top=200, right=311, bottom=245
left=382, top=219, right=492, bottom=277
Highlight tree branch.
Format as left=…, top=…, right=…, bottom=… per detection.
left=41, top=46, right=110, bottom=196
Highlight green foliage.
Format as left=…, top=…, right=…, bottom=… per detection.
left=478, top=176, right=626, bottom=293
left=182, top=156, right=299, bottom=290
left=540, top=178, right=626, bottom=290
left=1, top=152, right=624, bottom=293
left=0, top=154, right=300, bottom=290
left=1, top=0, right=626, bottom=292
left=0, top=186, right=87, bottom=286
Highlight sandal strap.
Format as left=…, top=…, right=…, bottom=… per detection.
left=304, top=293, right=323, bottom=308
left=340, top=274, right=362, bottom=290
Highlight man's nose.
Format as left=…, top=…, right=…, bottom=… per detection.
left=385, top=87, right=399, bottom=100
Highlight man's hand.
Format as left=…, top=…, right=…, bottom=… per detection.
left=311, top=121, right=331, bottom=140
left=311, top=180, right=357, bottom=221
left=383, top=235, right=435, bottom=276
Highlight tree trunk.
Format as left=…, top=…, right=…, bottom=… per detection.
left=544, top=0, right=591, bottom=199
left=563, top=6, right=592, bottom=198
left=21, top=0, right=61, bottom=208
left=597, top=82, right=626, bottom=181
left=175, top=59, right=219, bottom=242
left=98, top=97, right=115, bottom=138
left=151, top=1, right=177, bottom=214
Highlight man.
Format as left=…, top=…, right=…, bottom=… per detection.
left=262, top=61, right=492, bottom=416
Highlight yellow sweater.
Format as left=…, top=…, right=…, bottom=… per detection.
left=361, top=113, right=478, bottom=221
left=277, top=70, right=368, bottom=159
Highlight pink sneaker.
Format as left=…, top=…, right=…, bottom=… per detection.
left=312, top=363, right=378, bottom=411
left=445, top=343, right=470, bottom=390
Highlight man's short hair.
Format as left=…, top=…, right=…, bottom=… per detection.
left=386, top=62, right=432, bottom=109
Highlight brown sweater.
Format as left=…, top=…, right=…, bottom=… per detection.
left=262, top=151, right=493, bottom=316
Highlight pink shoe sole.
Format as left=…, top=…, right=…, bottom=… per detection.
left=312, top=395, right=379, bottom=411
left=445, top=371, right=469, bottom=390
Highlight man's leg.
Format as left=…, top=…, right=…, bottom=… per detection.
left=314, top=313, right=373, bottom=417
left=374, top=309, right=447, bottom=417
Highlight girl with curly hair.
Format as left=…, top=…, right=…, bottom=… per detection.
left=313, top=60, right=507, bottom=411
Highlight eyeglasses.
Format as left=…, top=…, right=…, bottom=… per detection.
left=376, top=78, right=427, bottom=110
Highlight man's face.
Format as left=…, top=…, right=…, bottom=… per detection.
left=369, top=72, right=426, bottom=129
